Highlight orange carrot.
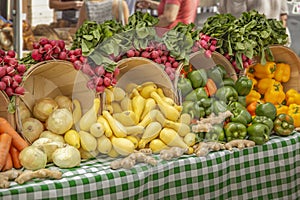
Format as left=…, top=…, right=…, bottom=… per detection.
left=2, top=152, right=13, bottom=171
left=0, top=117, right=28, bottom=152
left=0, top=133, right=12, bottom=171
left=9, top=145, right=22, bottom=169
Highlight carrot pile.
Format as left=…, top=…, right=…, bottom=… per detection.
left=0, top=117, right=28, bottom=171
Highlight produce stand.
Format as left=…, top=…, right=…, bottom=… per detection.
left=1, top=132, right=299, bottom=199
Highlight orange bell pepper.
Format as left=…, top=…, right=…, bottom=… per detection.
left=246, top=89, right=261, bottom=106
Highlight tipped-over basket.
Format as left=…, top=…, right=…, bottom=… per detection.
left=115, top=57, right=177, bottom=101
left=0, top=91, right=16, bottom=129
left=15, top=60, right=95, bottom=133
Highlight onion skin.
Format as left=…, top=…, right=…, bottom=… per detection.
left=52, top=145, right=81, bottom=168
left=33, top=97, right=58, bottom=122
left=22, top=117, right=44, bottom=144
left=46, top=108, right=73, bottom=135
left=19, top=146, right=47, bottom=170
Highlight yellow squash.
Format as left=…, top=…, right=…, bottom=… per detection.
left=102, top=110, right=128, bottom=138
left=159, top=127, right=189, bottom=149
left=138, top=121, right=162, bottom=149
left=79, top=98, right=100, bottom=132
left=111, top=136, right=135, bottom=156
left=97, top=115, right=113, bottom=137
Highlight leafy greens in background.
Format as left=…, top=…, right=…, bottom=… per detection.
left=201, top=10, right=288, bottom=70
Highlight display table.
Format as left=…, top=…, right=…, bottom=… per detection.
left=1, top=132, right=300, bottom=200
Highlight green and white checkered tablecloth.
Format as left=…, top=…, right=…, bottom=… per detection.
left=1, top=132, right=300, bottom=200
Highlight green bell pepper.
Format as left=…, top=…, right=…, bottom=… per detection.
left=238, top=96, right=247, bottom=107
left=222, top=78, right=235, bottom=87
left=182, top=100, right=206, bottom=119
left=247, top=123, right=270, bottom=145
left=198, top=97, right=213, bottom=108
left=228, top=101, right=247, bottom=111
left=252, top=115, right=274, bottom=133
left=206, top=65, right=226, bottom=87
left=187, top=68, right=208, bottom=89
left=234, top=76, right=253, bottom=96
left=224, top=122, right=247, bottom=141
left=205, top=124, right=225, bottom=142
left=177, top=76, right=193, bottom=97
left=185, top=87, right=208, bottom=101
left=255, top=102, right=277, bottom=120
left=215, top=86, right=239, bottom=104
left=212, top=100, right=228, bottom=115
left=273, top=113, right=295, bottom=136
left=230, top=108, right=252, bottom=126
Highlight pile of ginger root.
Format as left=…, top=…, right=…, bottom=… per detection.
left=0, top=168, right=62, bottom=189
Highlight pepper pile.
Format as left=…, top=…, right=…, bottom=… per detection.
left=246, top=61, right=300, bottom=127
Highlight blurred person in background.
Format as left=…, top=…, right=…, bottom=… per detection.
left=49, top=0, right=84, bottom=26
left=125, top=0, right=137, bottom=15
left=136, top=0, right=198, bottom=29
left=76, top=0, right=130, bottom=29
left=218, top=0, right=291, bottom=46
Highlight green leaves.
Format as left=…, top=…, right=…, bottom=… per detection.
left=201, top=10, right=288, bottom=70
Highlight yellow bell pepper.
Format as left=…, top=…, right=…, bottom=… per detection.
left=246, top=66, right=255, bottom=78
left=246, top=89, right=261, bottom=106
left=275, top=104, right=289, bottom=115
left=253, top=61, right=276, bottom=79
left=285, top=88, right=300, bottom=106
left=288, top=103, right=300, bottom=127
left=263, top=81, right=285, bottom=105
left=256, top=78, right=275, bottom=94
left=274, top=63, right=291, bottom=83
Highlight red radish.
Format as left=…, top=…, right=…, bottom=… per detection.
left=39, top=38, right=49, bottom=45
left=154, top=57, right=162, bottom=64
left=94, top=76, right=103, bottom=86
left=105, top=72, right=113, bottom=78
left=11, top=80, right=19, bottom=89
left=204, top=50, right=212, bottom=58
left=57, top=40, right=65, bottom=49
left=165, top=66, right=173, bottom=75
left=16, top=64, right=26, bottom=74
left=141, top=51, right=150, bottom=58
left=172, top=61, right=179, bottom=68
left=0, top=82, right=6, bottom=90
left=49, top=40, right=57, bottom=47
left=134, top=50, right=140, bottom=57
left=81, top=64, right=95, bottom=76
left=5, top=87, right=13, bottom=96
left=79, top=56, right=87, bottom=63
left=13, top=74, right=22, bottom=83
left=6, top=66, right=16, bottom=76
left=126, top=49, right=135, bottom=58
left=161, top=55, right=167, bottom=63
left=3, top=56, right=11, bottom=64
left=165, top=62, right=172, bottom=68
left=2, top=76, right=12, bottom=86
left=74, top=48, right=82, bottom=56
left=69, top=55, right=77, bottom=63
left=209, top=45, right=216, bottom=52
left=167, top=56, right=175, bottom=63
left=94, top=65, right=105, bottom=76
left=210, top=39, right=217, bottom=46
left=103, top=77, right=111, bottom=87
left=53, top=46, right=61, bottom=54
left=0, top=67, right=6, bottom=78
left=96, top=85, right=105, bottom=93
left=7, top=50, right=16, bottom=58
left=32, top=42, right=40, bottom=49
left=111, top=78, right=117, bottom=85
left=113, top=67, right=120, bottom=76
left=151, top=50, right=159, bottom=59
left=31, top=49, right=42, bottom=61
left=73, top=60, right=83, bottom=70
left=87, top=80, right=95, bottom=90
left=169, top=73, right=175, bottom=81
left=0, top=49, right=5, bottom=57
left=58, top=51, right=67, bottom=60
left=242, top=54, right=248, bottom=62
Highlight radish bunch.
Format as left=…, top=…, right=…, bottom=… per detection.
left=0, top=49, right=26, bottom=97
left=192, top=33, right=218, bottom=58
left=121, top=42, right=180, bottom=81
left=223, top=52, right=253, bottom=73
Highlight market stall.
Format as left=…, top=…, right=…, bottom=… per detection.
left=0, top=10, right=300, bottom=200
left=0, top=132, right=299, bottom=199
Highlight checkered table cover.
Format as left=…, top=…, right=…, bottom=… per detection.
left=1, top=132, right=300, bottom=200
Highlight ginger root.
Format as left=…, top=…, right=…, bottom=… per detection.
left=193, top=142, right=225, bottom=157
left=110, top=151, right=157, bottom=170
left=192, top=111, right=232, bottom=133
left=159, top=147, right=188, bottom=160
left=0, top=169, right=22, bottom=189
left=15, top=169, right=62, bottom=185
left=224, top=139, right=255, bottom=151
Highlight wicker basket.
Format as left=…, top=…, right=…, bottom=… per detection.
left=15, top=60, right=95, bottom=132
left=268, top=45, right=300, bottom=92
left=115, top=57, right=177, bottom=101
left=0, top=91, right=16, bottom=129
left=188, top=51, right=237, bottom=81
